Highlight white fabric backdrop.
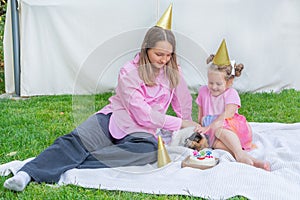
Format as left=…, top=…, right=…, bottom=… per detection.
left=4, top=0, right=300, bottom=96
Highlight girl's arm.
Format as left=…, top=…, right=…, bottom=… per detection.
left=195, top=104, right=238, bottom=134
left=208, top=104, right=238, bottom=131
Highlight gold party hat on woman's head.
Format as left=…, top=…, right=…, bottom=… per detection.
left=213, top=39, right=231, bottom=66
left=157, top=135, right=171, bottom=168
left=156, top=4, right=173, bottom=30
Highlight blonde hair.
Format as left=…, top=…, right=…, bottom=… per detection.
left=138, top=26, right=179, bottom=88
left=206, top=54, right=244, bottom=81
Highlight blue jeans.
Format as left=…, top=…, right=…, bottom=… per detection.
left=20, top=113, right=158, bottom=183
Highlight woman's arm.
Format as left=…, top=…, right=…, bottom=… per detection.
left=170, top=68, right=193, bottom=121
left=198, top=106, right=203, bottom=125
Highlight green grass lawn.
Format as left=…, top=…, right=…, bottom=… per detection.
left=0, top=88, right=299, bottom=199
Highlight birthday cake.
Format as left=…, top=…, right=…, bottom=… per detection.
left=189, top=149, right=216, bottom=166
left=181, top=149, right=218, bottom=169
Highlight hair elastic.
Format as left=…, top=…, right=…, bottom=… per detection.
left=230, top=60, right=236, bottom=76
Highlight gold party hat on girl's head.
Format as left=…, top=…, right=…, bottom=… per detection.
left=156, top=4, right=172, bottom=30
left=157, top=135, right=171, bottom=168
left=213, top=39, right=231, bottom=66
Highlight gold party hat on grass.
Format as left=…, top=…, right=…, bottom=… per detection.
left=156, top=4, right=173, bottom=30
left=213, top=39, right=231, bottom=66
left=157, top=135, right=171, bottom=168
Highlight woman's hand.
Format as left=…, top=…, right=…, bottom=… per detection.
left=181, top=120, right=200, bottom=129
left=181, top=120, right=210, bottom=134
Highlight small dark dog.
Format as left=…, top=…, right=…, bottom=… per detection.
left=184, top=132, right=209, bottom=151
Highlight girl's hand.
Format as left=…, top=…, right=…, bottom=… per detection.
left=194, top=125, right=210, bottom=134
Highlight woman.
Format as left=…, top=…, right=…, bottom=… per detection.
left=4, top=6, right=200, bottom=191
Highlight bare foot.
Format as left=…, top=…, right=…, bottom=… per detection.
left=235, top=151, right=254, bottom=166
left=235, top=151, right=270, bottom=171
left=253, top=159, right=271, bottom=171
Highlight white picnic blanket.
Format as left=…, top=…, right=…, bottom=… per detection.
left=1, top=122, right=300, bottom=199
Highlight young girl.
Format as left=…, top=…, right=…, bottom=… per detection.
left=4, top=5, right=200, bottom=192
left=195, top=39, right=270, bottom=171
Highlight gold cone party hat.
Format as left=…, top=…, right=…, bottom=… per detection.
left=213, top=39, right=231, bottom=66
left=157, top=135, right=171, bottom=168
left=156, top=4, right=172, bottom=30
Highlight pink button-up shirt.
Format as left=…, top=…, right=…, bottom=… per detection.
left=99, top=54, right=192, bottom=139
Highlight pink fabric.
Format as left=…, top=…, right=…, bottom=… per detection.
left=224, top=113, right=253, bottom=150
left=196, top=85, right=253, bottom=150
left=195, top=86, right=241, bottom=116
left=98, top=54, right=192, bottom=139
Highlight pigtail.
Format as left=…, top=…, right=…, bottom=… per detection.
left=206, top=54, right=215, bottom=64
left=234, top=63, right=244, bottom=77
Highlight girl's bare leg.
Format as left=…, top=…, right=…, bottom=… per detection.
left=215, top=128, right=253, bottom=165
left=212, top=139, right=233, bottom=155
left=214, top=128, right=270, bottom=171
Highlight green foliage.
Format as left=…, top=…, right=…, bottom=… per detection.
left=0, top=15, right=4, bottom=62
left=0, top=0, right=6, bottom=64
left=0, top=0, right=6, bottom=93
left=0, top=66, right=3, bottom=93
left=0, top=0, right=6, bottom=15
